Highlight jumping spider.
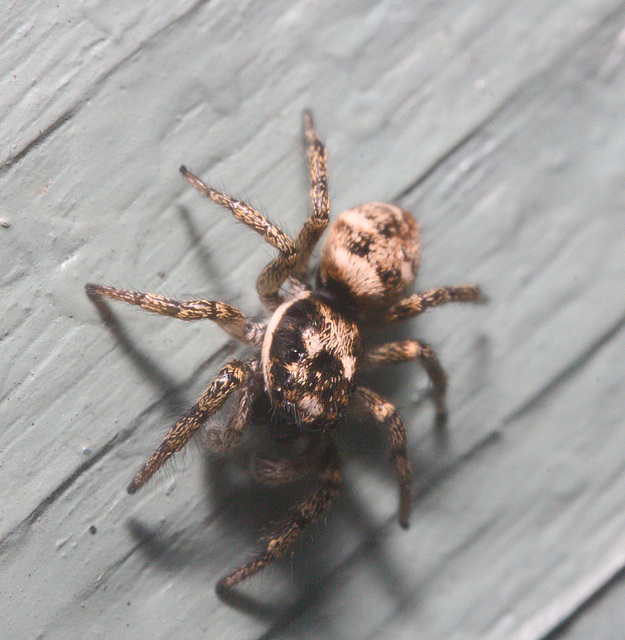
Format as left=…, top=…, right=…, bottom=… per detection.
left=86, top=110, right=483, bottom=594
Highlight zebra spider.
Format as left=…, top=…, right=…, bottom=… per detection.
left=86, top=111, right=483, bottom=594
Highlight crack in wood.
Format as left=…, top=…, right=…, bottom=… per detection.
left=0, top=340, right=237, bottom=555
left=504, top=309, right=625, bottom=426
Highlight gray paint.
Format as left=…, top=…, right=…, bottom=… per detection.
left=2, top=1, right=625, bottom=638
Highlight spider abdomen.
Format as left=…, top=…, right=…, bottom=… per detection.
left=318, top=202, right=420, bottom=312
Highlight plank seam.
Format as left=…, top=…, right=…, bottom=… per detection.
left=0, top=339, right=236, bottom=554
left=394, top=0, right=625, bottom=202
left=0, top=0, right=213, bottom=174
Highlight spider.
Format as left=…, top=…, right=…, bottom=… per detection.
left=86, top=110, right=484, bottom=594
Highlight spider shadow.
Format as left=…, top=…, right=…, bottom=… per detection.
left=177, top=204, right=233, bottom=301
left=85, top=202, right=243, bottom=430
left=86, top=293, right=190, bottom=417
left=88, top=191, right=441, bottom=623
left=207, top=323, right=446, bottom=624
left=125, top=318, right=446, bottom=630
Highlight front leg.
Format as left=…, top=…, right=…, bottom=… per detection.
left=205, top=356, right=262, bottom=455
left=292, top=109, right=330, bottom=280
left=216, top=436, right=341, bottom=594
left=127, top=358, right=252, bottom=494
left=180, top=166, right=297, bottom=309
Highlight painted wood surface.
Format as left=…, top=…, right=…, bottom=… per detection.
left=2, top=2, right=625, bottom=638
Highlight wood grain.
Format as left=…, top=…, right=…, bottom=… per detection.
left=1, top=1, right=624, bottom=638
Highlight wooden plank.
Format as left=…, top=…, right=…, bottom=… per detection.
left=1, top=1, right=625, bottom=639
left=257, top=8, right=625, bottom=640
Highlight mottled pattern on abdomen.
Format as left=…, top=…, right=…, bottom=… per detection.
left=319, top=203, right=420, bottom=310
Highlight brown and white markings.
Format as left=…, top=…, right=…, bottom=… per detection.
left=86, top=110, right=485, bottom=595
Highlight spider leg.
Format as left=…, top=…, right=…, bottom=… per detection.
left=292, top=109, right=330, bottom=280
left=180, top=166, right=297, bottom=309
left=362, top=340, right=447, bottom=422
left=216, top=436, right=341, bottom=594
left=205, top=356, right=262, bottom=455
left=127, top=358, right=252, bottom=494
left=85, top=284, right=265, bottom=345
left=383, top=284, right=486, bottom=324
left=351, top=387, right=411, bottom=528
left=251, top=435, right=323, bottom=485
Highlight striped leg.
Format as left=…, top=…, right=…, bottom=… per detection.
left=351, top=387, right=411, bottom=528
left=216, top=437, right=341, bottom=594
left=85, top=284, right=265, bottom=345
left=127, top=359, right=251, bottom=494
left=205, top=357, right=261, bottom=455
left=383, top=284, right=485, bottom=324
left=292, top=109, right=330, bottom=280
left=180, top=166, right=297, bottom=309
left=362, top=340, right=447, bottom=421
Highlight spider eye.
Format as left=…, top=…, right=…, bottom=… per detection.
left=287, top=347, right=303, bottom=362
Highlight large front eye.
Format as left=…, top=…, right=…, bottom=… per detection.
left=286, top=347, right=303, bottom=363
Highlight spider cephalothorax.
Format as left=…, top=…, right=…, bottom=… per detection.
left=262, top=291, right=361, bottom=429
left=86, top=110, right=484, bottom=595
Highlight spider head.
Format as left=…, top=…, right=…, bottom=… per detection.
left=262, top=292, right=361, bottom=429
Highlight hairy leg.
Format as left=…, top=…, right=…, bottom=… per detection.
left=205, top=357, right=262, bottom=455
left=362, top=340, right=447, bottom=420
left=383, top=284, right=485, bottom=324
left=216, top=436, right=341, bottom=594
left=180, top=166, right=297, bottom=309
left=85, top=283, right=265, bottom=345
left=292, top=109, right=330, bottom=280
left=127, top=358, right=252, bottom=494
left=351, top=387, right=411, bottom=528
